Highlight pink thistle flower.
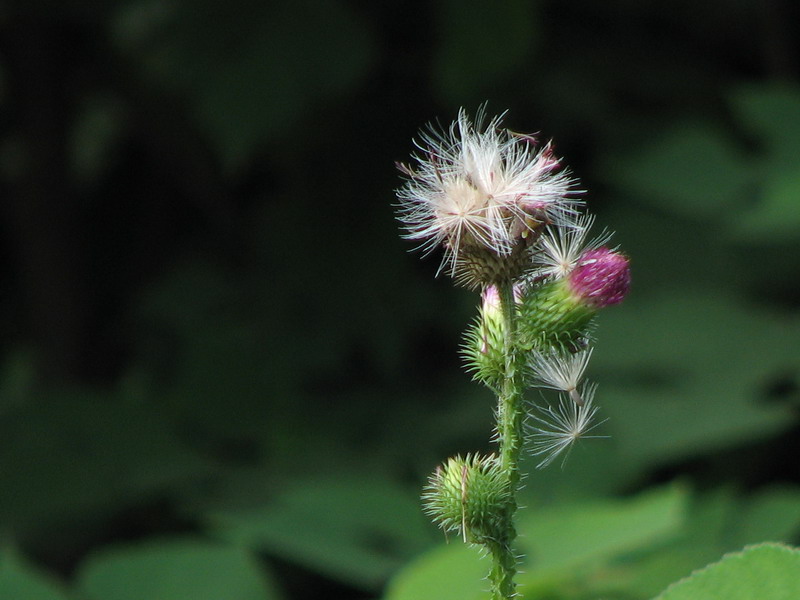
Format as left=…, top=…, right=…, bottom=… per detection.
left=568, top=247, right=631, bottom=307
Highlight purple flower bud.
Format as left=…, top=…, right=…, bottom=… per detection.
left=568, top=247, right=630, bottom=307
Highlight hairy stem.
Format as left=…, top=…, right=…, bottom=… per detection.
left=489, top=281, right=525, bottom=599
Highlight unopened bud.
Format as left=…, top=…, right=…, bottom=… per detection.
left=568, top=247, right=630, bottom=308
left=462, top=285, right=522, bottom=390
left=422, top=454, right=510, bottom=544
left=518, top=247, right=630, bottom=350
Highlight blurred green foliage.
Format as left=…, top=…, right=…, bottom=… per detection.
left=0, top=0, right=798, bottom=598
left=655, top=543, right=800, bottom=600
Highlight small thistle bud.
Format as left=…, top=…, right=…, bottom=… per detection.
left=568, top=247, right=630, bottom=308
left=478, top=285, right=505, bottom=356
left=463, top=285, right=521, bottom=389
left=422, top=454, right=510, bottom=544
left=519, top=247, right=630, bottom=350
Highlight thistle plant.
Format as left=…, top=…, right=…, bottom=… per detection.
left=395, top=108, right=630, bottom=599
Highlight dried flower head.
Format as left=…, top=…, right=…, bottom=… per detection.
left=396, top=108, right=581, bottom=287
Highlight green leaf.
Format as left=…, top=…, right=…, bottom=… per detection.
left=0, top=548, right=68, bottom=600
left=727, top=171, right=800, bottom=243
left=69, top=94, right=125, bottom=188
left=728, top=487, right=800, bottom=549
left=725, top=85, right=800, bottom=242
left=593, top=487, right=800, bottom=599
left=76, top=538, right=283, bottom=600
left=518, top=485, right=686, bottom=576
left=383, top=543, right=488, bottom=600
left=0, top=392, right=210, bottom=533
left=204, top=476, right=434, bottom=591
left=730, top=84, right=800, bottom=167
left=384, top=486, right=687, bottom=600
left=591, top=290, right=798, bottom=472
left=515, top=485, right=687, bottom=597
left=598, top=122, right=752, bottom=220
left=0, top=351, right=36, bottom=412
left=654, top=543, right=800, bottom=600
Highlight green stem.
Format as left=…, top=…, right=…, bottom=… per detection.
left=489, top=281, right=525, bottom=600
left=497, top=282, right=523, bottom=482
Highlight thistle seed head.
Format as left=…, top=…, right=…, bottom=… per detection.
left=528, top=383, right=607, bottom=469
left=396, top=108, right=582, bottom=287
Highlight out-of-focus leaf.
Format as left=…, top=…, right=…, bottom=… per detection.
left=110, top=0, right=371, bottom=169
left=70, top=94, right=126, bottom=188
left=597, top=122, right=752, bottom=220
left=113, top=0, right=374, bottom=169
left=383, top=543, right=488, bottom=600
left=601, top=85, right=800, bottom=244
left=592, top=486, right=800, bottom=599
left=728, top=169, right=800, bottom=243
left=730, top=84, right=800, bottom=167
left=516, top=485, right=686, bottom=598
left=519, top=484, right=686, bottom=575
left=76, top=538, right=283, bottom=600
left=0, top=391, right=211, bottom=532
left=0, top=351, right=36, bottom=414
left=654, top=543, right=800, bottom=600
left=204, top=476, right=434, bottom=591
left=384, top=486, right=686, bottom=600
left=725, top=85, right=800, bottom=243
left=432, top=0, right=538, bottom=104
left=0, top=548, right=68, bottom=600
left=591, top=290, right=798, bottom=472
left=729, top=487, right=800, bottom=549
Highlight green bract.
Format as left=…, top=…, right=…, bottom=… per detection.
left=519, top=278, right=596, bottom=352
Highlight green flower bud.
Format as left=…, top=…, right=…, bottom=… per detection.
left=518, top=277, right=596, bottom=351
left=422, top=454, right=510, bottom=545
left=519, top=246, right=630, bottom=351
left=462, top=286, right=507, bottom=390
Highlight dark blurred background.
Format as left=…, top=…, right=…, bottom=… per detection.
left=1, top=1, right=799, bottom=599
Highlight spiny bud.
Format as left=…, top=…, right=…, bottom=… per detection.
left=519, top=246, right=630, bottom=350
left=462, top=285, right=521, bottom=389
left=518, top=278, right=595, bottom=351
left=422, top=454, right=510, bottom=545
